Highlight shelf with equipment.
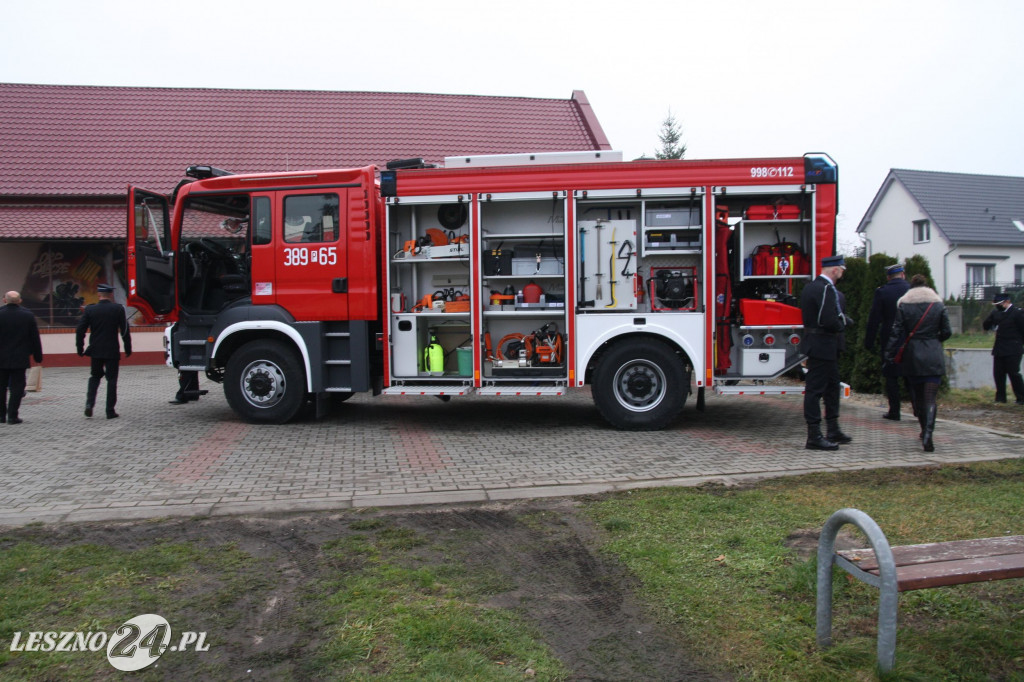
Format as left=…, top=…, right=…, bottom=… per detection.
left=385, top=195, right=474, bottom=386
left=712, top=186, right=816, bottom=383
left=478, top=192, right=570, bottom=382
left=574, top=189, right=706, bottom=315
left=389, top=313, right=473, bottom=380
left=725, top=193, right=815, bottom=283
left=640, top=191, right=704, bottom=256
left=737, top=218, right=812, bottom=281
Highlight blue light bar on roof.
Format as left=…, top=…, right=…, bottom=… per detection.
left=380, top=170, right=397, bottom=197
left=804, top=153, right=837, bottom=184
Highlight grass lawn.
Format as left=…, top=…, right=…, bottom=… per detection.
left=586, top=459, right=1024, bottom=681
left=2, top=459, right=1022, bottom=680
left=945, top=332, right=994, bottom=349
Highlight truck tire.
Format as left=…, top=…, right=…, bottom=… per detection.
left=225, top=340, right=306, bottom=424
left=592, top=339, right=688, bottom=431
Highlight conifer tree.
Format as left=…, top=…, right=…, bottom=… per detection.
left=655, top=110, right=687, bottom=160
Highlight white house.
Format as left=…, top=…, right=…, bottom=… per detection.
left=857, top=169, right=1024, bottom=300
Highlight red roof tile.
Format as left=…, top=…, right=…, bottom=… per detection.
left=0, top=203, right=123, bottom=240
left=0, top=84, right=611, bottom=197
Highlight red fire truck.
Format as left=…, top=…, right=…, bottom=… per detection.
left=127, top=151, right=838, bottom=430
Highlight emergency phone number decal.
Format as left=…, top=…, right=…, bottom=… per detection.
left=750, top=166, right=796, bottom=178
left=283, top=246, right=337, bottom=267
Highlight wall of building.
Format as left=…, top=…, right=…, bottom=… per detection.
left=863, top=179, right=1024, bottom=300
left=41, top=329, right=167, bottom=367
left=947, top=246, right=1024, bottom=300
left=862, top=180, right=951, bottom=295
left=0, top=242, right=40, bottom=294
left=0, top=240, right=120, bottom=327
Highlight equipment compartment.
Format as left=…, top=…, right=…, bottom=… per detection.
left=739, top=348, right=787, bottom=376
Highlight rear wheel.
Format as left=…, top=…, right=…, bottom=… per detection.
left=225, top=340, right=305, bottom=424
left=592, top=339, right=688, bottom=430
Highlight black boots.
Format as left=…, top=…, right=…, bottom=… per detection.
left=806, top=419, right=850, bottom=450
left=884, top=382, right=901, bottom=420
left=806, top=425, right=838, bottom=451
left=921, top=404, right=937, bottom=452
left=826, top=418, right=853, bottom=444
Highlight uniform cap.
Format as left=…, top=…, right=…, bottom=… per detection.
left=821, top=255, right=846, bottom=269
left=993, top=293, right=1010, bottom=303
left=97, top=284, right=114, bottom=293
left=885, top=263, right=904, bottom=275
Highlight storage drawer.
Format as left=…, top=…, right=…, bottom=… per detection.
left=739, top=348, right=786, bottom=376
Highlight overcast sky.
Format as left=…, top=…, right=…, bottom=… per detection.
left=3, top=0, right=1022, bottom=251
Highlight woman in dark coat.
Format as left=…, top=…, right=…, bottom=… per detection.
left=884, top=275, right=952, bottom=451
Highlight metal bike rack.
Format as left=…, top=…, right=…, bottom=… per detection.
left=816, top=508, right=899, bottom=673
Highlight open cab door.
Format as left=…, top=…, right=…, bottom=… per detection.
left=127, top=186, right=178, bottom=322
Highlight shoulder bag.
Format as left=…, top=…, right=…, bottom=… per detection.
left=893, top=302, right=935, bottom=364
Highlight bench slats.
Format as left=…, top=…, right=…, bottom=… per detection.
left=890, top=554, right=1024, bottom=591
left=839, top=536, right=1024, bottom=570
left=836, top=536, right=1024, bottom=592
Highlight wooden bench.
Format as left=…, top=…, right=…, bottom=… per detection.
left=816, top=508, right=1024, bottom=673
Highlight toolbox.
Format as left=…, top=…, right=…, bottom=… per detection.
left=425, top=243, right=469, bottom=258
left=775, top=205, right=801, bottom=219
left=745, top=205, right=778, bottom=220
left=739, top=298, right=803, bottom=326
left=644, top=228, right=701, bottom=250
left=645, top=205, right=701, bottom=227
left=482, top=248, right=513, bottom=276
left=739, top=348, right=786, bottom=376
left=744, top=204, right=801, bottom=221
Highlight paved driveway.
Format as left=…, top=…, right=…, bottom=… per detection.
left=1, top=366, right=1020, bottom=527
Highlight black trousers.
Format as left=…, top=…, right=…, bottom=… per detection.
left=993, top=352, right=1024, bottom=402
left=1, top=368, right=27, bottom=420
left=86, top=357, right=120, bottom=414
left=176, top=370, right=200, bottom=402
left=804, top=356, right=840, bottom=426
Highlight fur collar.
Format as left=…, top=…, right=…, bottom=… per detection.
left=898, top=286, right=942, bottom=305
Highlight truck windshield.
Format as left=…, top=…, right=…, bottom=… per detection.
left=179, top=194, right=251, bottom=314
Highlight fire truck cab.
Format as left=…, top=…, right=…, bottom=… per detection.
left=127, top=153, right=837, bottom=430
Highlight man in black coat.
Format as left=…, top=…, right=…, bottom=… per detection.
left=0, top=291, right=44, bottom=424
left=799, top=254, right=850, bottom=450
left=864, top=263, right=912, bottom=419
left=982, top=293, right=1024, bottom=405
left=76, top=284, right=132, bottom=419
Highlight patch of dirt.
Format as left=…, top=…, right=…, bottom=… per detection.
left=784, top=528, right=866, bottom=561
left=3, top=501, right=727, bottom=681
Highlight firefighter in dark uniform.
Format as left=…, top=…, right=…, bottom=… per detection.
left=0, top=291, right=44, bottom=424
left=799, top=254, right=851, bottom=450
left=76, top=284, right=132, bottom=419
left=983, top=292, right=1024, bottom=404
left=170, top=370, right=203, bottom=404
left=864, top=263, right=912, bottom=419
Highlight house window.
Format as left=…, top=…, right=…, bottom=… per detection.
left=965, top=263, right=996, bottom=299
left=1015, top=264, right=1024, bottom=284
left=913, top=219, right=930, bottom=244
left=966, top=263, right=994, bottom=285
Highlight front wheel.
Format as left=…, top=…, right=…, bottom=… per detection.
left=225, top=340, right=306, bottom=424
left=592, top=339, right=688, bottom=431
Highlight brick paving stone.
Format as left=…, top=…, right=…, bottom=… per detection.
left=0, top=365, right=1020, bottom=527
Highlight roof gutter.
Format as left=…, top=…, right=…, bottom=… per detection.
left=943, top=242, right=957, bottom=300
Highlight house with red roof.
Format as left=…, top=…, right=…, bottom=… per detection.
left=0, top=83, right=610, bottom=347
